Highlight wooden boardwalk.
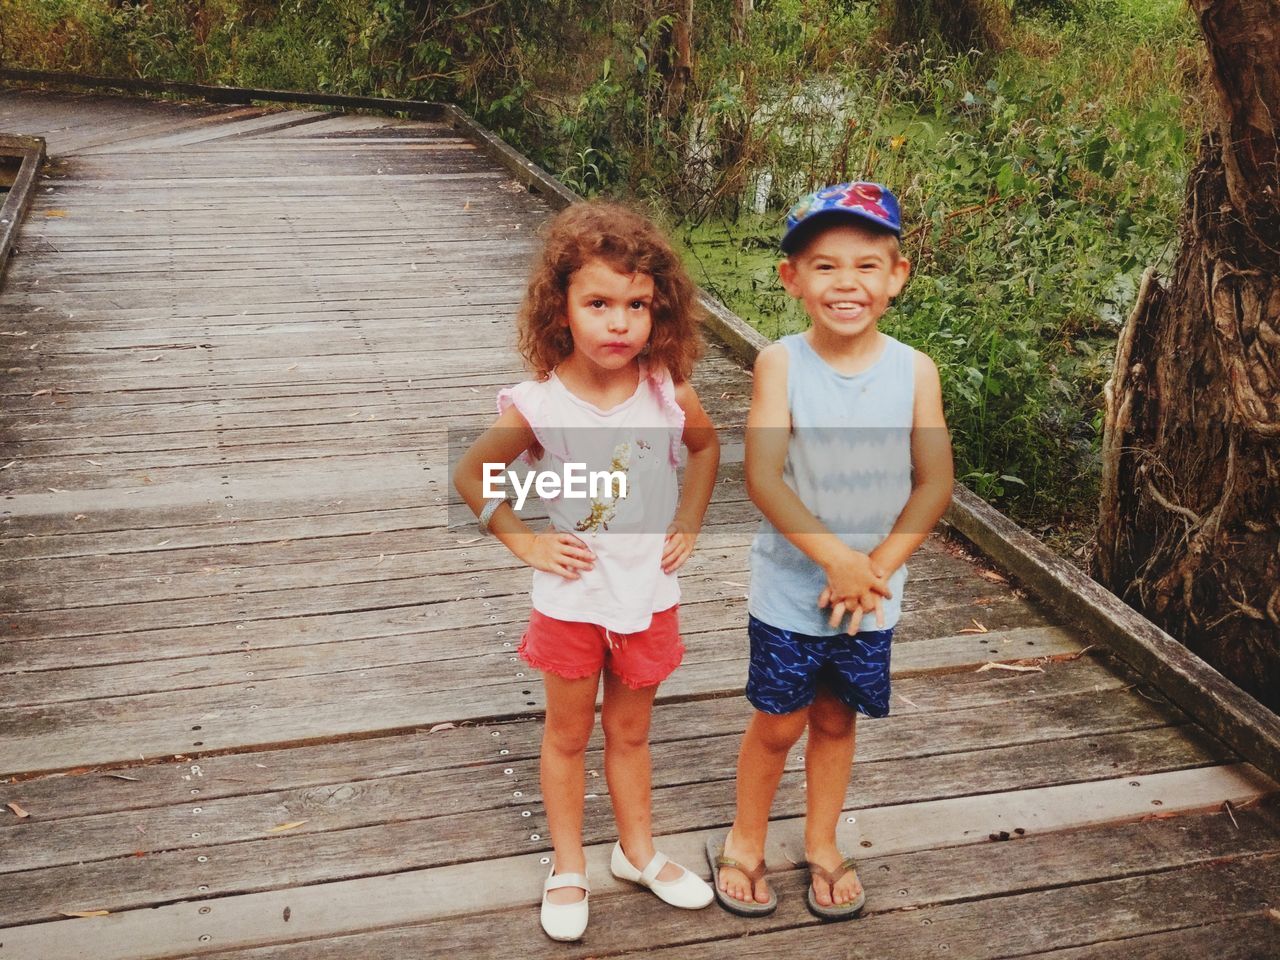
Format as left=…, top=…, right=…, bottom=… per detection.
left=1, top=87, right=1277, bottom=960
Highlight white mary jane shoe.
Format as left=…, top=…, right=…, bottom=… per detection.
left=541, top=868, right=589, bottom=942
left=611, top=842, right=714, bottom=909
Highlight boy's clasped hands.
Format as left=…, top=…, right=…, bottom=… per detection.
left=819, top=546, right=891, bottom=632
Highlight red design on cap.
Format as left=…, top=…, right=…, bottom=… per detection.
left=836, top=183, right=890, bottom=222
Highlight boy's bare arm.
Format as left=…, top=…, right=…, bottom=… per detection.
left=868, top=351, right=955, bottom=574
left=663, top=382, right=720, bottom=572
left=745, top=345, right=889, bottom=598
left=452, top=406, right=595, bottom=579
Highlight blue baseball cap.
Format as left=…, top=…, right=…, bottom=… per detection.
left=780, top=181, right=902, bottom=254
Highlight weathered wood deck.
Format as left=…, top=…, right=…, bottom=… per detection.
left=1, top=87, right=1277, bottom=960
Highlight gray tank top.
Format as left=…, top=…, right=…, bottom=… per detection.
left=748, top=333, right=915, bottom=634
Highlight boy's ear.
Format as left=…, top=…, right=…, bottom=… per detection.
left=777, top=258, right=800, bottom=297
left=888, top=255, right=911, bottom=298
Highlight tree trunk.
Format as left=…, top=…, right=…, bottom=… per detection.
left=732, top=0, right=753, bottom=43
left=660, top=0, right=694, bottom=118
left=1096, top=0, right=1280, bottom=709
left=884, top=0, right=1009, bottom=55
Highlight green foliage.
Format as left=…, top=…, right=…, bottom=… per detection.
left=0, top=0, right=1204, bottom=538
left=677, top=1, right=1200, bottom=532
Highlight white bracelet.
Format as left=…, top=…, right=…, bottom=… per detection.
left=478, top=497, right=505, bottom=536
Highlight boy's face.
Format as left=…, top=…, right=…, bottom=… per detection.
left=778, top=225, right=910, bottom=342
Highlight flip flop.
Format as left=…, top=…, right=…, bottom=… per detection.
left=805, top=856, right=866, bottom=920
left=704, top=833, right=777, bottom=917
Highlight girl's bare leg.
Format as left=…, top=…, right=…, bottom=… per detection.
left=600, top=671, right=682, bottom=882
left=803, top=688, right=862, bottom=906
left=540, top=670, right=601, bottom=904
left=719, top=707, right=810, bottom=904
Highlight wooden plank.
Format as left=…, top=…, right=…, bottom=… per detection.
left=0, top=68, right=451, bottom=121
left=3, top=772, right=1269, bottom=959
left=0, top=683, right=1185, bottom=875
left=0, top=534, right=963, bottom=613
left=0, top=656, right=1138, bottom=828
left=0, top=722, right=1252, bottom=926
left=0, top=619, right=1081, bottom=774
left=0, top=583, right=1054, bottom=679
left=609, top=854, right=1280, bottom=960
left=1019, top=917, right=1280, bottom=959
left=943, top=485, right=1280, bottom=785
left=0, top=134, right=45, bottom=283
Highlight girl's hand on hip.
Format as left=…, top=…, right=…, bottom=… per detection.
left=521, top=530, right=595, bottom=580
left=661, top=519, right=698, bottom=573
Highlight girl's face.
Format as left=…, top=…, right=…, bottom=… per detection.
left=562, top=258, right=654, bottom=374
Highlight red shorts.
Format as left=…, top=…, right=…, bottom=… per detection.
left=518, top=605, right=684, bottom=689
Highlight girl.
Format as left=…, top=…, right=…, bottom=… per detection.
left=454, top=202, right=720, bottom=941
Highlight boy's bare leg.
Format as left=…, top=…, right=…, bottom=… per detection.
left=803, top=688, right=863, bottom=906
left=541, top=670, right=600, bottom=904
left=600, top=670, right=682, bottom=882
left=720, top=707, right=810, bottom=904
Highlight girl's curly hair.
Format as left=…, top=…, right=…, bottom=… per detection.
left=517, top=202, right=704, bottom=382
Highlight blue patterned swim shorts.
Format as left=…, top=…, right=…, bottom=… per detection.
left=745, top=615, right=894, bottom=717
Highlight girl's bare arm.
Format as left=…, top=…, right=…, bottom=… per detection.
left=453, top=406, right=595, bottom=579
left=662, top=382, right=720, bottom=572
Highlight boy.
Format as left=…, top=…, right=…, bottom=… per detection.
left=708, top=182, right=953, bottom=920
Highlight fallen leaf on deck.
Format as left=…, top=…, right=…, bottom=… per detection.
left=86, top=459, right=104, bottom=466
left=32, top=389, right=52, bottom=397
left=976, top=662, right=1044, bottom=674
left=978, top=569, right=1008, bottom=583
left=375, top=553, right=385, bottom=565
left=455, top=537, right=484, bottom=545
left=48, top=487, right=66, bottom=493
left=1, top=331, right=29, bottom=337
left=1, top=461, right=16, bottom=470
left=139, top=356, right=162, bottom=363
left=283, top=906, right=292, bottom=922
left=45, top=210, right=68, bottom=218
left=60, top=910, right=110, bottom=918
left=105, top=773, right=141, bottom=781
left=156, top=540, right=171, bottom=547
left=958, top=620, right=988, bottom=634
left=267, top=820, right=309, bottom=833
left=428, top=723, right=456, bottom=733
left=6, top=802, right=30, bottom=818
left=73, top=514, right=86, bottom=521
left=286, top=364, right=298, bottom=372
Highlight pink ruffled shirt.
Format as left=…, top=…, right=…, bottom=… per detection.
left=497, top=364, right=685, bottom=633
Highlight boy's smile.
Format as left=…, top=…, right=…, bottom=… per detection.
left=563, top=258, right=654, bottom=376
left=778, top=225, right=910, bottom=349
